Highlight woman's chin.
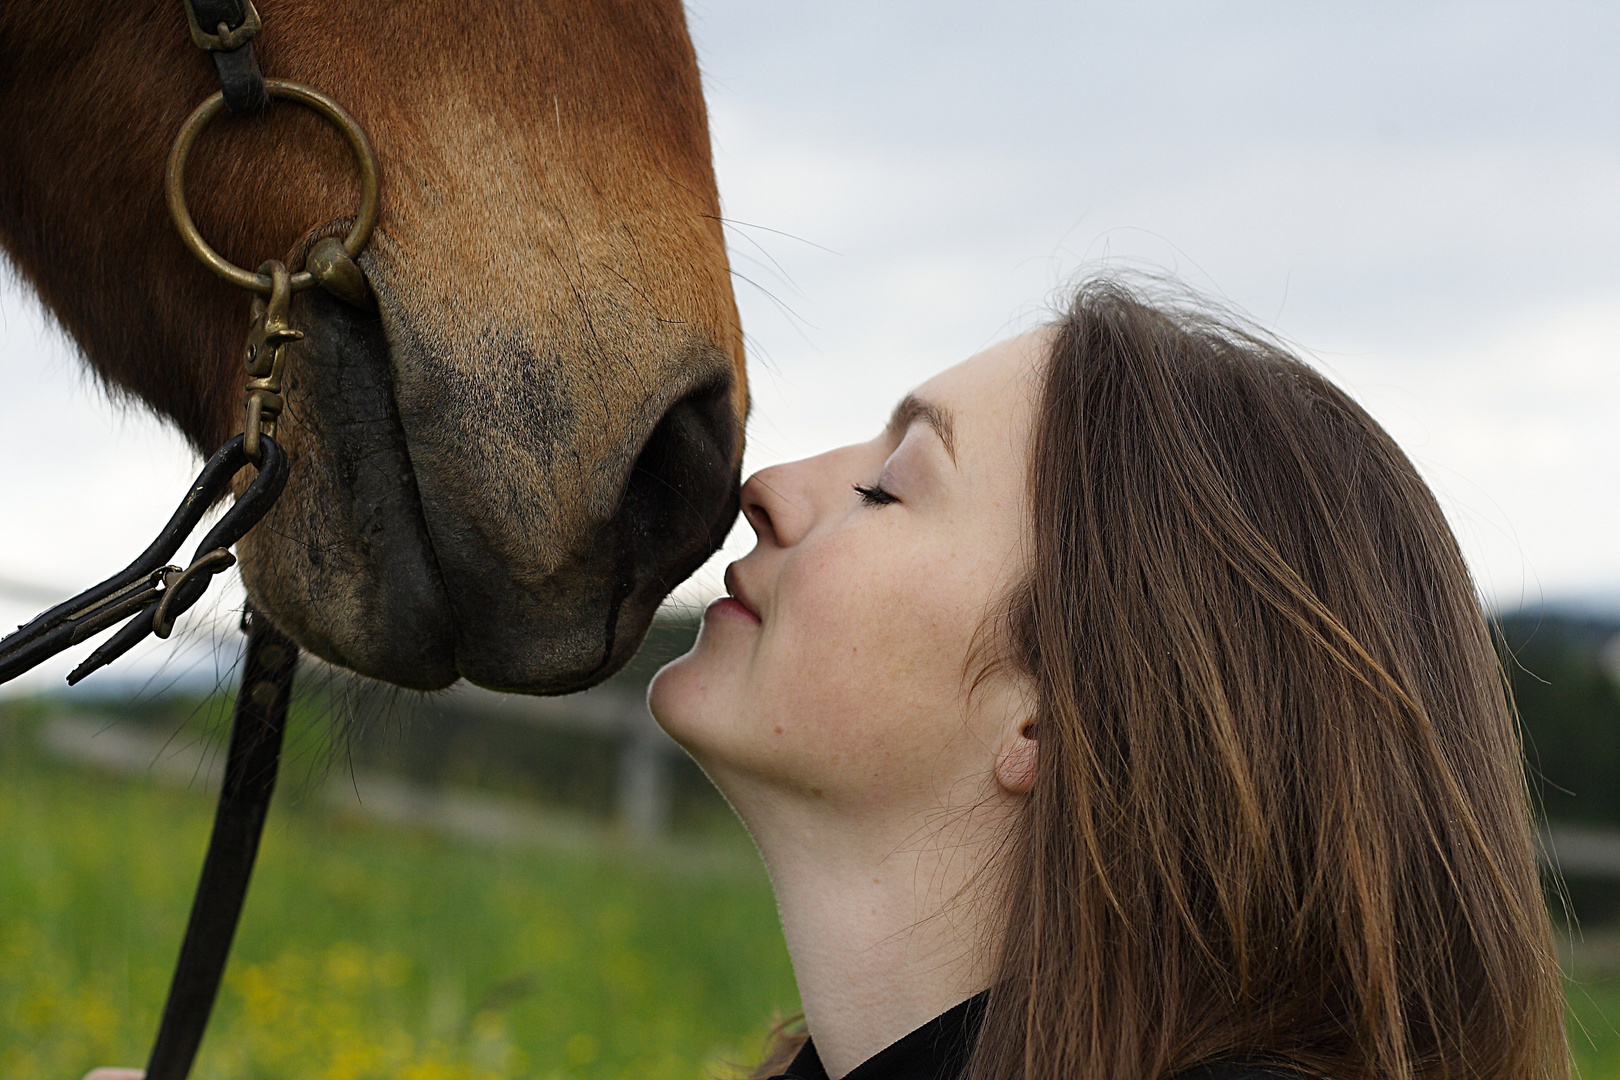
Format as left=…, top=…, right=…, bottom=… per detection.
left=648, top=645, right=725, bottom=750
left=647, top=656, right=686, bottom=727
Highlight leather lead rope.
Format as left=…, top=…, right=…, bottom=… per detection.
left=145, top=609, right=298, bottom=1080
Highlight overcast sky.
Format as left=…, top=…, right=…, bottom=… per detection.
left=2, top=1, right=1616, bottom=687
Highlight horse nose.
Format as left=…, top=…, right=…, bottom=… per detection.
left=392, top=344, right=743, bottom=694
left=616, top=376, right=742, bottom=586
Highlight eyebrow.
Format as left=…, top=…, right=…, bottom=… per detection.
left=888, top=393, right=957, bottom=464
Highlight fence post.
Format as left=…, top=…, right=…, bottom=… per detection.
left=617, top=726, right=672, bottom=839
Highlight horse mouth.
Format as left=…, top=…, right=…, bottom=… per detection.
left=242, top=283, right=742, bottom=695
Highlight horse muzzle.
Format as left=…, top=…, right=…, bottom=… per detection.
left=235, top=282, right=742, bottom=694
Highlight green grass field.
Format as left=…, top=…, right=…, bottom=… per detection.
left=1571, top=978, right=1620, bottom=1079
left=0, top=705, right=797, bottom=1080
left=5, top=702, right=1620, bottom=1079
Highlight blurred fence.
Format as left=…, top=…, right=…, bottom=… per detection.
left=35, top=701, right=702, bottom=851
left=14, top=610, right=722, bottom=844
left=342, top=679, right=695, bottom=840
left=32, top=702, right=1620, bottom=887
left=10, top=598, right=1620, bottom=873
left=28, top=680, right=716, bottom=848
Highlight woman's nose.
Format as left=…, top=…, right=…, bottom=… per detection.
left=740, top=464, right=814, bottom=549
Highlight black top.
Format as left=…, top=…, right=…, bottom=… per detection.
left=768, top=991, right=1303, bottom=1080
left=768, top=994, right=984, bottom=1080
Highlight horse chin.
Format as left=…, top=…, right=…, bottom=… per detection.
left=236, top=286, right=741, bottom=695
left=235, top=288, right=459, bottom=691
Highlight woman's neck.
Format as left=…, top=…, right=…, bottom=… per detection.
left=736, top=788, right=1013, bottom=1079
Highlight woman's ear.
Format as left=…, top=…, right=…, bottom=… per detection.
left=994, top=720, right=1038, bottom=795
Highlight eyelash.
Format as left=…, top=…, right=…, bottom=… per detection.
left=853, top=482, right=898, bottom=507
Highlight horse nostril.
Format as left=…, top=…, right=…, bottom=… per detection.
left=618, top=378, right=741, bottom=584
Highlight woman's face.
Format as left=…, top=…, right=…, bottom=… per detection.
left=650, top=333, right=1043, bottom=814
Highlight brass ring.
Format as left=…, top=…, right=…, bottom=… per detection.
left=165, top=79, right=380, bottom=295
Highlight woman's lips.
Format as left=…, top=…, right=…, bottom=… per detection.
left=718, top=564, right=762, bottom=622
left=707, top=596, right=761, bottom=624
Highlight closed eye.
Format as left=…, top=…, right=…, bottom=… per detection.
left=853, top=482, right=898, bottom=507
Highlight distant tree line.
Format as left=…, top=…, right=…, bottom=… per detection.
left=1497, top=610, right=1620, bottom=828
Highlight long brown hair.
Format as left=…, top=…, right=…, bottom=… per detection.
left=965, top=279, right=1566, bottom=1080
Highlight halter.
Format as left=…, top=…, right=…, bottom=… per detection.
left=0, top=3, right=380, bottom=1075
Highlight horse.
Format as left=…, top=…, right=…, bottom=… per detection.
left=0, top=0, right=747, bottom=696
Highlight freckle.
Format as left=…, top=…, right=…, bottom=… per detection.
left=872, top=878, right=881, bottom=885
left=774, top=726, right=784, bottom=735
left=811, top=787, right=823, bottom=797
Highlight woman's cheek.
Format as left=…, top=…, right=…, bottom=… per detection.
left=776, top=550, right=951, bottom=735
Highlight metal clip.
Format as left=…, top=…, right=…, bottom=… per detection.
left=243, top=260, right=302, bottom=462
left=152, top=548, right=238, bottom=639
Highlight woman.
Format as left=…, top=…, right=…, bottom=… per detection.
left=88, top=279, right=1562, bottom=1080
left=650, top=279, right=1568, bottom=1080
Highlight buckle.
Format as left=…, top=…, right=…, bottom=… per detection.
left=182, top=0, right=262, bottom=52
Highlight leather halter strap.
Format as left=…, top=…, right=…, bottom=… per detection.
left=183, top=0, right=269, bottom=113
left=145, top=609, right=297, bottom=1080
